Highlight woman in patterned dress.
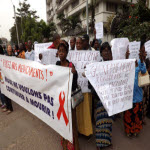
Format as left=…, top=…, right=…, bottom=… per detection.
left=124, top=42, right=146, bottom=137
left=90, top=42, right=113, bottom=150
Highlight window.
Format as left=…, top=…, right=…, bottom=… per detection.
left=106, top=2, right=118, bottom=12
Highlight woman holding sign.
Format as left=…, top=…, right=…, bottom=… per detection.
left=124, top=42, right=146, bottom=137
left=75, top=37, right=93, bottom=137
left=88, top=42, right=113, bottom=149
left=56, top=43, right=79, bottom=150
left=94, top=42, right=113, bottom=150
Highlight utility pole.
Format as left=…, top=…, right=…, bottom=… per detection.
left=13, top=5, right=20, bottom=45
left=19, top=0, right=23, bottom=35
left=86, top=0, right=89, bottom=35
left=11, top=0, right=19, bottom=45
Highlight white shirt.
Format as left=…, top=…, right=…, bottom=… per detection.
left=25, top=50, right=35, bottom=61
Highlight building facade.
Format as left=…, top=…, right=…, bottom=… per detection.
left=46, top=0, right=148, bottom=41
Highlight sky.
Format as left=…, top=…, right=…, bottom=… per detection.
left=0, top=0, right=46, bottom=41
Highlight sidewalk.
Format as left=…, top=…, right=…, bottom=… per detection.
left=0, top=102, right=150, bottom=150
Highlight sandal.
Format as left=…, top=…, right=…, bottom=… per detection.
left=134, top=133, right=138, bottom=137
left=6, top=110, right=12, bottom=115
left=1, top=105, right=6, bottom=109
left=2, top=108, right=8, bottom=112
left=126, top=133, right=132, bottom=138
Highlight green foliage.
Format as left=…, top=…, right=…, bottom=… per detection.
left=113, top=0, right=150, bottom=41
left=10, top=0, right=56, bottom=44
left=17, top=0, right=39, bottom=19
left=0, top=38, right=2, bottom=44
left=10, top=17, right=22, bottom=44
left=57, top=13, right=82, bottom=35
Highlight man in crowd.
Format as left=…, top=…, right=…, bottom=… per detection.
left=48, top=33, right=60, bottom=49
left=82, top=34, right=93, bottom=50
left=25, top=40, right=35, bottom=61
left=70, top=37, right=76, bottom=50
left=43, top=38, right=49, bottom=43
left=76, top=37, right=83, bottom=50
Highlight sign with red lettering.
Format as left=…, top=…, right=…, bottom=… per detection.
left=85, top=59, right=135, bottom=116
left=0, top=55, right=73, bottom=142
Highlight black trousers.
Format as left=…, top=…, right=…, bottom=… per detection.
left=5, top=96, right=13, bottom=111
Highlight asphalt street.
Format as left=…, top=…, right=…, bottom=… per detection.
left=0, top=102, right=150, bottom=150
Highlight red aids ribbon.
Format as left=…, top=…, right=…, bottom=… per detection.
left=57, top=91, right=69, bottom=126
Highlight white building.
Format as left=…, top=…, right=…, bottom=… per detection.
left=46, top=0, right=148, bottom=42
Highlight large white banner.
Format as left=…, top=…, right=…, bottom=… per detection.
left=0, top=55, right=73, bottom=142
left=67, top=51, right=102, bottom=93
left=85, top=59, right=135, bottom=116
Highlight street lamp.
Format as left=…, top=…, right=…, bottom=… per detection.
left=86, top=0, right=89, bottom=35
left=11, top=0, right=20, bottom=45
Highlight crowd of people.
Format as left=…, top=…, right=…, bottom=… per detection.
left=0, top=33, right=150, bottom=150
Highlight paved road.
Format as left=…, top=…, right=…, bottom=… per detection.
left=0, top=102, right=150, bottom=150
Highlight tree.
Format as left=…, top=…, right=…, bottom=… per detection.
left=17, top=0, right=39, bottom=19
left=89, top=0, right=99, bottom=34
left=10, top=17, right=22, bottom=44
left=110, top=0, right=150, bottom=41
left=0, top=38, right=2, bottom=44
left=57, top=13, right=82, bottom=36
left=10, top=0, right=55, bottom=44
left=38, top=20, right=56, bottom=40
left=82, top=0, right=99, bottom=34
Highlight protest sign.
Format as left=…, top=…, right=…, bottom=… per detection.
left=111, top=38, right=129, bottom=60
left=145, top=40, right=150, bottom=59
left=67, top=51, right=102, bottom=93
left=85, top=59, right=135, bottom=116
left=95, top=22, right=103, bottom=39
left=40, top=49, right=58, bottom=65
left=129, top=41, right=140, bottom=60
left=0, top=55, right=73, bottom=142
left=34, top=42, right=52, bottom=62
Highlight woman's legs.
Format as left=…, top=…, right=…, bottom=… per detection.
left=5, top=96, right=13, bottom=111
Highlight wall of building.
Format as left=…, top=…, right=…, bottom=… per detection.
left=46, top=0, right=149, bottom=43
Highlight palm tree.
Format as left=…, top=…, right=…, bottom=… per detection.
left=82, top=0, right=99, bottom=34
left=57, top=13, right=82, bottom=36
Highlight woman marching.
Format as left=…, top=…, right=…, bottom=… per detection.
left=89, top=42, right=113, bottom=150
left=56, top=42, right=79, bottom=150
left=124, top=42, right=146, bottom=137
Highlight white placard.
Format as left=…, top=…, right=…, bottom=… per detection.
left=0, top=55, right=73, bottom=142
left=129, top=41, right=140, bottom=60
left=111, top=38, right=129, bottom=60
left=67, top=51, right=102, bottom=93
left=145, top=40, right=150, bottom=59
left=95, top=22, right=103, bottom=39
left=34, top=42, right=52, bottom=62
left=41, top=49, right=59, bottom=65
left=85, top=59, right=135, bottom=116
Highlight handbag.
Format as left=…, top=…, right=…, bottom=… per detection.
left=138, top=71, right=150, bottom=87
left=68, top=62, right=84, bottom=109
left=71, top=85, right=84, bottom=109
